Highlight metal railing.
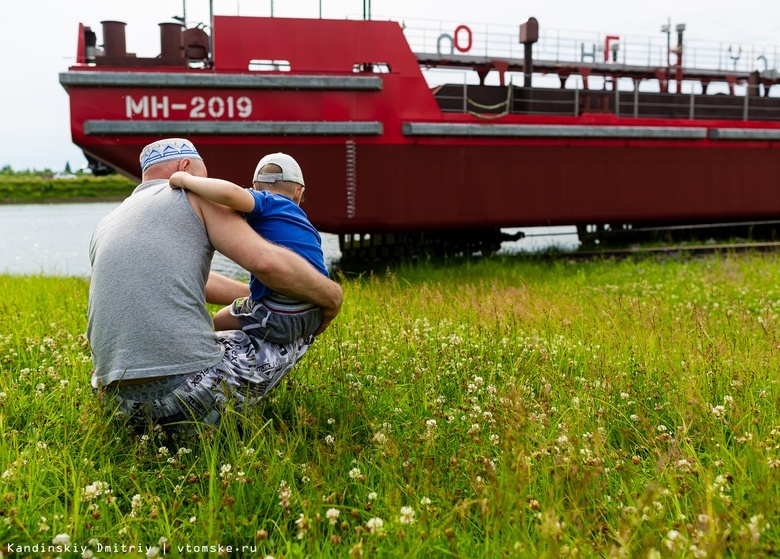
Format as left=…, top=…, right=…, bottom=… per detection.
left=431, top=84, right=780, bottom=122
left=401, top=17, right=780, bottom=75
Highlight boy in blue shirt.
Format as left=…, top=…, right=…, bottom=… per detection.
left=170, top=152, right=328, bottom=344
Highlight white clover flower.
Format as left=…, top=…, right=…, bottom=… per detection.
left=189, top=516, right=197, bottom=523
left=367, top=517, right=385, bottom=533
left=326, top=508, right=340, bottom=525
left=130, top=493, right=143, bottom=516
left=327, top=418, right=336, bottom=425
left=711, top=405, right=726, bottom=418
left=83, top=481, right=111, bottom=502
left=220, top=463, right=232, bottom=479
left=325, top=435, right=335, bottom=445
left=82, top=550, right=94, bottom=559
left=348, top=467, right=362, bottom=480
left=420, top=496, right=431, bottom=506
left=146, top=547, right=161, bottom=559
left=367, top=491, right=378, bottom=501
left=399, top=506, right=415, bottom=525
left=295, top=513, right=310, bottom=540
left=52, top=533, right=71, bottom=545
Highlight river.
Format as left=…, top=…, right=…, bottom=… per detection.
left=0, top=203, right=579, bottom=277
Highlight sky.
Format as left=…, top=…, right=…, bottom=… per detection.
left=1, top=0, right=779, bottom=171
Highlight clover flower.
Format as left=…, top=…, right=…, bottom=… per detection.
left=52, top=533, right=71, bottom=545
left=326, top=508, right=340, bottom=525
left=399, top=506, right=415, bottom=525
left=366, top=517, right=384, bottom=534
left=83, top=481, right=111, bottom=502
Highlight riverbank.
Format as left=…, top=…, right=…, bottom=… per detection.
left=2, top=254, right=779, bottom=556
left=0, top=175, right=135, bottom=204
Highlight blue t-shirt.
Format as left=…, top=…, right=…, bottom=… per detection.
left=243, top=189, right=329, bottom=301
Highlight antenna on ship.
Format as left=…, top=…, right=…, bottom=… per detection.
left=209, top=0, right=214, bottom=63
left=363, top=0, right=371, bottom=20
left=171, top=1, right=187, bottom=27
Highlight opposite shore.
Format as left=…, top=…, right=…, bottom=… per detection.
left=0, top=173, right=135, bottom=204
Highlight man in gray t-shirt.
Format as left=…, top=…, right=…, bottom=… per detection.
left=87, top=138, right=342, bottom=432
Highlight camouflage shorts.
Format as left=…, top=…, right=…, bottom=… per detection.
left=105, top=330, right=310, bottom=433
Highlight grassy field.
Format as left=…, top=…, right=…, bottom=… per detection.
left=1, top=253, right=779, bottom=558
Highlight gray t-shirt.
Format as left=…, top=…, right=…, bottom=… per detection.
left=88, top=179, right=223, bottom=387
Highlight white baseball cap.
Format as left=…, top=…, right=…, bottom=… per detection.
left=253, top=152, right=305, bottom=186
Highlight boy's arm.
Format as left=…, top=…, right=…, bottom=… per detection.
left=170, top=171, right=255, bottom=213
left=205, top=272, right=250, bottom=305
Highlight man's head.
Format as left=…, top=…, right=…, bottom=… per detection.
left=253, top=152, right=305, bottom=204
left=140, top=138, right=207, bottom=180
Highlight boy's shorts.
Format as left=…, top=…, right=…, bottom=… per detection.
left=230, top=294, right=322, bottom=344
left=106, top=330, right=310, bottom=433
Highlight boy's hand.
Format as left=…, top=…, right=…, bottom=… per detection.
left=169, top=171, right=190, bottom=189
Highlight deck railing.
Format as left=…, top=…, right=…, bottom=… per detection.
left=431, top=84, right=780, bottom=122
left=401, top=17, right=780, bottom=76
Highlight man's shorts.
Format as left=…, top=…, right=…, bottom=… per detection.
left=230, top=294, right=322, bottom=344
left=105, top=330, right=310, bottom=433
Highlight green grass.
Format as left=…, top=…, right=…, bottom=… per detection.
left=1, top=253, right=780, bottom=557
left=0, top=175, right=136, bottom=203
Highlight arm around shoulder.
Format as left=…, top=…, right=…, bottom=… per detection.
left=197, top=195, right=342, bottom=327
left=174, top=174, right=256, bottom=213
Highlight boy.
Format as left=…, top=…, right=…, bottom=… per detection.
left=170, top=152, right=329, bottom=344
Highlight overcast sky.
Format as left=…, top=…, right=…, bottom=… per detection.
left=2, top=0, right=779, bottom=171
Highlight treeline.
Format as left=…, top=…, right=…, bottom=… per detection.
left=0, top=164, right=87, bottom=178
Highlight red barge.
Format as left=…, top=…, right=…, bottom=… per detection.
left=60, top=14, right=780, bottom=257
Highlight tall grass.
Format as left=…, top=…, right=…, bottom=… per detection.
left=1, top=254, right=779, bottom=557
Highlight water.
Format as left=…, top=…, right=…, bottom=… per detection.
left=0, top=203, right=578, bottom=277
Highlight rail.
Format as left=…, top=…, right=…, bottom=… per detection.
left=401, top=17, right=780, bottom=75
left=430, top=84, right=780, bottom=122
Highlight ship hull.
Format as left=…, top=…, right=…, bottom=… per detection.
left=77, top=135, right=780, bottom=233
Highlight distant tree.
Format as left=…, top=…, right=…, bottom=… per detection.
left=65, top=162, right=72, bottom=173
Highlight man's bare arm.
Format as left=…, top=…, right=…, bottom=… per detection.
left=205, top=272, right=250, bottom=305
left=191, top=194, right=342, bottom=329
left=171, top=172, right=256, bottom=213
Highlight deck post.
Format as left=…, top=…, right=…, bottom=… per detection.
left=574, top=86, right=579, bottom=117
